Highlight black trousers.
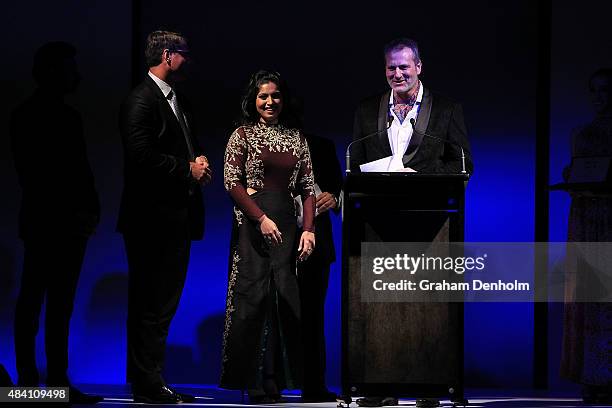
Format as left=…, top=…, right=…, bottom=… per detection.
left=14, top=235, right=88, bottom=386
left=297, top=256, right=331, bottom=393
left=123, top=227, right=191, bottom=388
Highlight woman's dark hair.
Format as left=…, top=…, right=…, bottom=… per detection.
left=239, top=70, right=299, bottom=127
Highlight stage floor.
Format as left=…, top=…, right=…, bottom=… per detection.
left=67, top=384, right=604, bottom=407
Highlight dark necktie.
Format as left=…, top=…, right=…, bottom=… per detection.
left=168, top=90, right=195, bottom=160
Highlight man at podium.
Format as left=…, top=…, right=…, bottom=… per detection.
left=351, top=38, right=473, bottom=175
left=347, top=38, right=473, bottom=408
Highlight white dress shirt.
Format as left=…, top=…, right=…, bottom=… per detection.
left=148, top=71, right=181, bottom=120
left=387, top=81, right=424, bottom=170
left=148, top=71, right=195, bottom=176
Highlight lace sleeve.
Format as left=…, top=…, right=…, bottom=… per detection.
left=297, top=134, right=316, bottom=232
left=224, top=127, right=265, bottom=221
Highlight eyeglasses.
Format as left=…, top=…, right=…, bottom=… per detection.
left=168, top=48, right=190, bottom=58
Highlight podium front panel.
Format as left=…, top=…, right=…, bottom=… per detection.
left=342, top=173, right=467, bottom=399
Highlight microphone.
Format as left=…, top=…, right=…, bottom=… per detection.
left=409, top=118, right=467, bottom=174
left=345, top=115, right=394, bottom=173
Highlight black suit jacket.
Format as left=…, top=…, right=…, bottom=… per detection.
left=305, top=134, right=343, bottom=264
left=117, top=75, right=205, bottom=240
left=351, top=87, right=474, bottom=174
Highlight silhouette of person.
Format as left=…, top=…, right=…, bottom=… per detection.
left=9, top=41, right=102, bottom=404
left=561, top=68, right=612, bottom=404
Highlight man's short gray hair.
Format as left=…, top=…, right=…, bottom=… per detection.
left=383, top=38, right=421, bottom=64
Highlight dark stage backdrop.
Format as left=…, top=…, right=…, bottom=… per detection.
left=0, top=0, right=561, bottom=389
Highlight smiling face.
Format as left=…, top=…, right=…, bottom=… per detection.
left=255, top=81, right=283, bottom=124
left=385, top=47, right=422, bottom=97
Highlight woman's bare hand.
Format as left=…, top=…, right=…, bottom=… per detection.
left=298, top=231, right=315, bottom=261
left=260, top=215, right=282, bottom=246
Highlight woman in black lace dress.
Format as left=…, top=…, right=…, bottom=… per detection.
left=220, top=70, right=315, bottom=403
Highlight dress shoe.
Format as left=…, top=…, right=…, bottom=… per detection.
left=46, top=381, right=103, bottom=404
left=450, top=396, right=469, bottom=406
left=248, top=389, right=285, bottom=404
left=249, top=394, right=279, bottom=404
left=167, top=386, right=196, bottom=403
left=133, top=384, right=182, bottom=404
left=356, top=396, right=398, bottom=407
left=17, top=376, right=39, bottom=387
left=268, top=394, right=286, bottom=403
left=0, top=365, right=13, bottom=387
left=302, top=389, right=338, bottom=402
left=582, top=385, right=612, bottom=404
left=68, top=386, right=104, bottom=404
left=416, top=398, right=440, bottom=407
left=177, top=392, right=196, bottom=403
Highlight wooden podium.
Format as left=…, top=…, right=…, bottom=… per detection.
left=342, top=173, right=469, bottom=400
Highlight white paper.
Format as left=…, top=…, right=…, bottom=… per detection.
left=359, top=156, right=416, bottom=172
left=359, top=156, right=394, bottom=172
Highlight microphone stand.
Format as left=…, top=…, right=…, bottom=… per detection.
left=409, top=118, right=467, bottom=174
left=345, top=117, right=394, bottom=174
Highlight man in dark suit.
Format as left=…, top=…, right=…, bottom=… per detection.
left=10, top=41, right=102, bottom=404
left=351, top=38, right=473, bottom=174
left=350, top=38, right=473, bottom=408
left=118, top=30, right=211, bottom=404
left=299, top=134, right=343, bottom=402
